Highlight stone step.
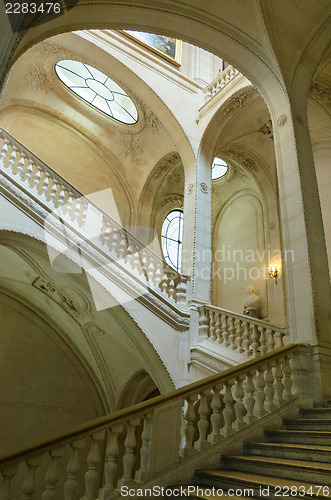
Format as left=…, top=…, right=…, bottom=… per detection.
left=264, top=429, right=331, bottom=445
left=194, top=470, right=331, bottom=500
left=300, top=407, right=331, bottom=418
left=220, top=454, right=331, bottom=485
left=244, top=441, right=331, bottom=463
left=284, top=418, right=331, bottom=431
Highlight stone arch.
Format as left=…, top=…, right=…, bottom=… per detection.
left=117, top=370, right=160, bottom=410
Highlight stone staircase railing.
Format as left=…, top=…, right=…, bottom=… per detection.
left=0, top=344, right=311, bottom=499
left=203, top=65, right=239, bottom=102
left=0, top=128, right=190, bottom=318
left=199, top=305, right=289, bottom=358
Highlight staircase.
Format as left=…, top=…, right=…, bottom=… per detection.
left=186, top=403, right=331, bottom=499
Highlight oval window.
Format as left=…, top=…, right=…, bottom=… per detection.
left=161, top=210, right=183, bottom=272
left=55, top=60, right=138, bottom=124
left=212, top=157, right=228, bottom=180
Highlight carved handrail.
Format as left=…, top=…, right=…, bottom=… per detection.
left=0, top=128, right=190, bottom=310
left=0, top=344, right=311, bottom=498
left=199, top=304, right=289, bottom=357
left=203, top=65, right=239, bottom=102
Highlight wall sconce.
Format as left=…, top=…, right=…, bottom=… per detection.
left=269, top=264, right=278, bottom=284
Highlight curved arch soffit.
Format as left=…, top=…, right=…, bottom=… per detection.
left=0, top=282, right=109, bottom=413
left=10, top=2, right=291, bottom=129
left=0, top=229, right=175, bottom=392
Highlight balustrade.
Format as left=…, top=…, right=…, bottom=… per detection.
left=203, top=65, right=239, bottom=102
left=0, top=345, right=311, bottom=499
left=199, top=305, right=288, bottom=357
left=0, top=128, right=189, bottom=308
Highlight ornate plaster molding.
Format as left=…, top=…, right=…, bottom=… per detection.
left=220, top=87, right=258, bottom=119
left=309, top=81, right=331, bottom=113
left=154, top=152, right=181, bottom=178
left=221, top=148, right=257, bottom=172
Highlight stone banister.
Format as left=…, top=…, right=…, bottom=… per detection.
left=199, top=304, right=289, bottom=358
left=203, top=65, right=239, bottom=102
left=0, top=344, right=311, bottom=499
left=0, top=128, right=190, bottom=317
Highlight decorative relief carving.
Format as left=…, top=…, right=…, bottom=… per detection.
left=269, top=222, right=276, bottom=231
left=83, top=323, right=105, bottom=336
left=158, top=194, right=184, bottom=209
left=33, top=276, right=81, bottom=318
left=220, top=87, right=258, bottom=119
left=258, top=119, right=273, bottom=139
left=309, top=82, right=331, bottom=111
left=277, top=114, right=287, bottom=127
left=200, top=182, right=208, bottom=193
left=25, top=64, right=47, bottom=91
left=154, top=152, right=181, bottom=178
left=188, top=183, right=194, bottom=195
left=221, top=149, right=257, bottom=172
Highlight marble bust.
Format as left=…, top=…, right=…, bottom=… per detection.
left=243, top=285, right=260, bottom=318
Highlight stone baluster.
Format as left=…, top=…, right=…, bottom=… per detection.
left=266, top=328, right=275, bottom=353
left=243, top=321, right=250, bottom=354
left=9, top=146, right=19, bottom=176
left=222, top=381, right=235, bottom=437
left=251, top=323, right=259, bottom=357
left=1, top=466, right=18, bottom=500
left=198, top=307, right=209, bottom=341
left=140, top=254, right=147, bottom=278
left=222, top=315, right=229, bottom=346
left=131, top=249, right=140, bottom=273
left=81, top=433, right=104, bottom=500
left=209, top=310, right=215, bottom=341
left=161, top=273, right=168, bottom=295
left=21, top=459, right=39, bottom=500
left=274, top=359, right=285, bottom=407
left=23, top=158, right=34, bottom=186
left=110, top=231, right=118, bottom=255
left=244, top=371, right=256, bottom=424
left=254, top=367, right=266, bottom=418
left=118, top=231, right=127, bottom=261
left=40, top=172, right=50, bottom=200
left=17, top=154, right=28, bottom=182
left=196, top=391, right=210, bottom=451
left=274, top=331, right=284, bottom=349
left=125, top=241, right=133, bottom=265
left=31, top=165, right=42, bottom=193
left=175, top=275, right=187, bottom=305
left=135, top=414, right=153, bottom=482
left=100, top=425, right=123, bottom=499
left=235, top=319, right=243, bottom=352
left=215, top=313, right=221, bottom=343
left=180, top=396, right=197, bottom=457
left=101, top=223, right=112, bottom=248
left=264, top=363, right=276, bottom=413
left=57, top=186, right=66, bottom=210
left=291, top=350, right=301, bottom=398
left=168, top=279, right=175, bottom=301
left=0, top=138, right=10, bottom=166
left=154, top=266, right=162, bottom=289
left=233, top=376, right=245, bottom=430
left=228, top=317, right=235, bottom=348
left=48, top=178, right=58, bottom=206
left=64, top=440, right=85, bottom=500
left=41, top=449, right=64, bottom=500
left=119, top=419, right=139, bottom=486
left=282, top=355, right=293, bottom=402
left=62, top=191, right=74, bottom=216
left=71, top=200, right=82, bottom=225
left=147, top=260, right=155, bottom=284
left=209, top=386, right=223, bottom=444
left=259, top=328, right=267, bottom=355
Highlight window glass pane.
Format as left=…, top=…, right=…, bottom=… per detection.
left=212, top=157, right=228, bottom=180
left=55, top=60, right=138, bottom=124
left=161, top=210, right=183, bottom=272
